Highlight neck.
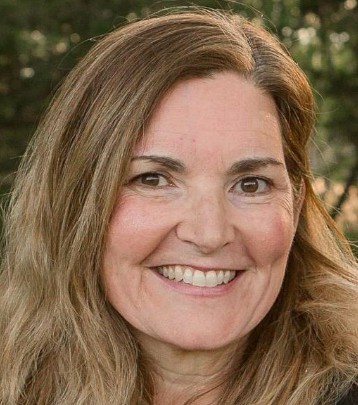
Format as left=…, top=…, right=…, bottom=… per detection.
left=136, top=333, right=240, bottom=405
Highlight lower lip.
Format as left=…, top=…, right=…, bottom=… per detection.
left=150, top=268, right=245, bottom=297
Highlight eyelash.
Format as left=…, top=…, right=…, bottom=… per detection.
left=128, top=171, right=272, bottom=195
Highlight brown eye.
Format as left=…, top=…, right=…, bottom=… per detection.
left=241, top=178, right=259, bottom=193
left=135, top=173, right=170, bottom=187
left=233, top=177, right=269, bottom=194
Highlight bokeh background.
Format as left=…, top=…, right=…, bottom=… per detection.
left=0, top=0, right=357, bottom=254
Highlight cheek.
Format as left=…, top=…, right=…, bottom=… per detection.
left=239, top=205, right=295, bottom=265
left=101, top=196, right=170, bottom=316
left=104, top=194, right=174, bottom=262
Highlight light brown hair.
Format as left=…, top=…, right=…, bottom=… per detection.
left=1, top=8, right=357, bottom=404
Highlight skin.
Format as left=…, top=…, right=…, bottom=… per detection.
left=101, top=72, right=301, bottom=403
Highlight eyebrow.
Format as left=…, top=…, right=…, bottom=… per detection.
left=130, top=155, right=186, bottom=173
left=227, top=157, right=285, bottom=176
left=130, top=155, right=284, bottom=175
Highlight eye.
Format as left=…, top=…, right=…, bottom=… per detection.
left=232, top=177, right=270, bottom=194
left=130, top=172, right=172, bottom=187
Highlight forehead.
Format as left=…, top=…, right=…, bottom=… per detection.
left=136, top=72, right=284, bottom=163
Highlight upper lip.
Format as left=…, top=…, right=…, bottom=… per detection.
left=151, top=264, right=244, bottom=272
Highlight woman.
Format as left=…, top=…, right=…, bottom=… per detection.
left=0, top=8, right=357, bottom=405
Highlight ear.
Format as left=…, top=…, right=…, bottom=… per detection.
left=293, top=180, right=305, bottom=231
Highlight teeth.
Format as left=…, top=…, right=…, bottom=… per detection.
left=193, top=270, right=206, bottom=287
left=223, top=270, right=230, bottom=284
left=174, top=265, right=183, bottom=281
left=156, top=265, right=237, bottom=287
left=183, top=268, right=193, bottom=284
left=206, top=271, right=218, bottom=287
left=168, top=267, right=175, bottom=280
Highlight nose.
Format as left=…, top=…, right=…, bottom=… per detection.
left=175, top=193, right=235, bottom=254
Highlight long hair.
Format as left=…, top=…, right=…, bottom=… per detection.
left=1, top=8, right=357, bottom=404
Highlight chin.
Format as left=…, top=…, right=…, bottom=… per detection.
left=153, top=326, right=243, bottom=352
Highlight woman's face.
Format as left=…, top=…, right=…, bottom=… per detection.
left=102, top=72, right=299, bottom=350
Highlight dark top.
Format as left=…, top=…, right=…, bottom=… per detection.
left=336, top=385, right=358, bottom=405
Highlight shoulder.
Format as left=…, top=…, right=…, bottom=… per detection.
left=336, top=384, right=358, bottom=405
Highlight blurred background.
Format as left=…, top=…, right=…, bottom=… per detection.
left=0, top=0, right=357, bottom=253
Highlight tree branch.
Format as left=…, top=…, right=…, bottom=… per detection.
left=331, top=157, right=358, bottom=220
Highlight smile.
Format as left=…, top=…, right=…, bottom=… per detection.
left=155, top=265, right=237, bottom=288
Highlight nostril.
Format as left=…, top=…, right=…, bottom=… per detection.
left=175, top=202, right=234, bottom=252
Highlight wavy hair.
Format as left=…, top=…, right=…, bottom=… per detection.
left=1, top=8, right=357, bottom=405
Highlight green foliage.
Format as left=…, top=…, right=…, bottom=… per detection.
left=346, top=229, right=358, bottom=258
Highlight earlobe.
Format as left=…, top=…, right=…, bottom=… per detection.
left=293, top=180, right=305, bottom=230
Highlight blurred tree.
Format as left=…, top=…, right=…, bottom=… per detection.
left=0, top=0, right=147, bottom=195
left=1, top=0, right=357, bottom=237
left=292, top=0, right=358, bottom=221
